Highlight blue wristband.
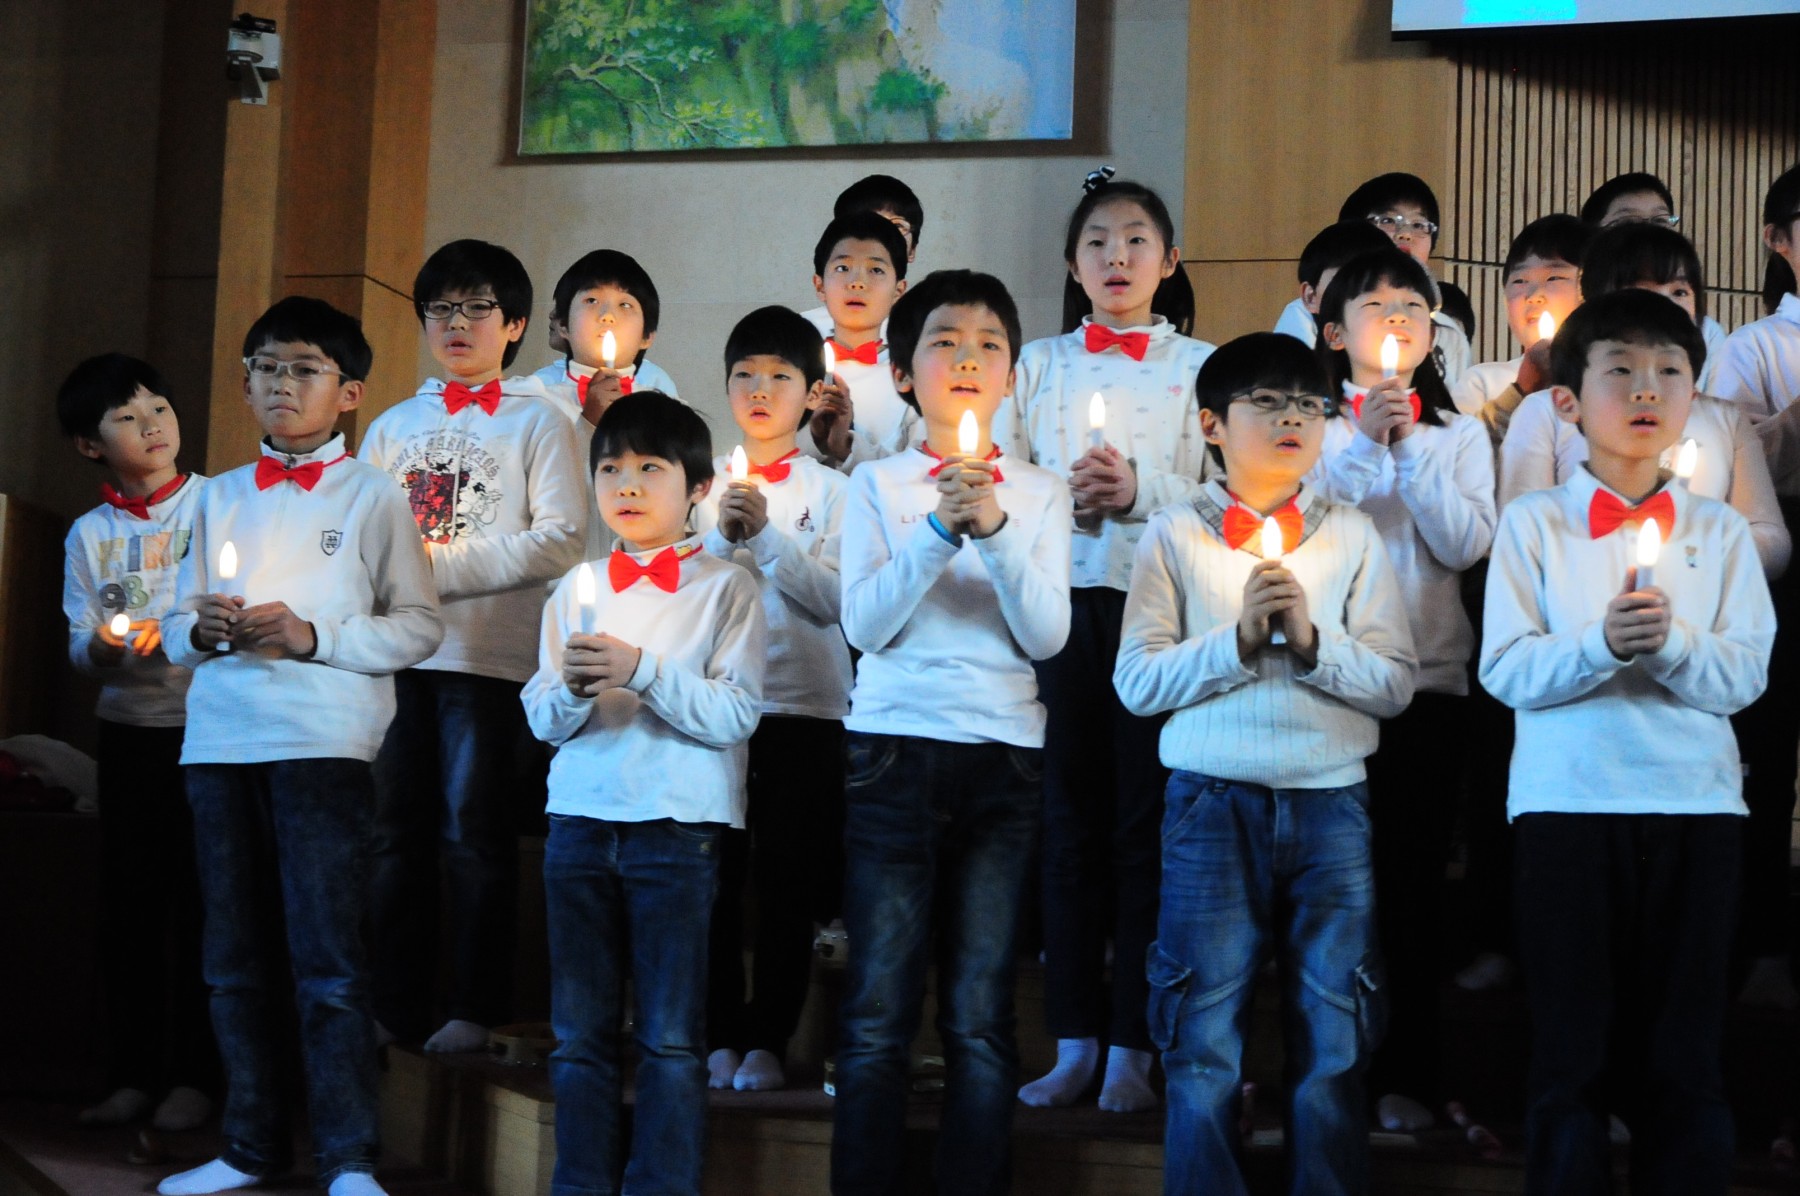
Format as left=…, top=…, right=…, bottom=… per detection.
left=926, top=512, right=962, bottom=545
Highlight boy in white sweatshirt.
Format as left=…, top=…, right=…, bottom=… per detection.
left=1480, top=290, right=1774, bottom=1194
left=159, top=297, right=443, bottom=1196
left=358, top=239, right=587, bottom=1054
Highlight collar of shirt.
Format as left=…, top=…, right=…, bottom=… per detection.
left=260, top=433, right=348, bottom=468
left=1566, top=463, right=1687, bottom=532
left=1078, top=314, right=1176, bottom=347
left=611, top=535, right=705, bottom=590
left=1778, top=292, right=1800, bottom=328
left=1199, top=478, right=1318, bottom=546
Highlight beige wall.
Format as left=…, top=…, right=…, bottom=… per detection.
left=423, top=0, right=1190, bottom=428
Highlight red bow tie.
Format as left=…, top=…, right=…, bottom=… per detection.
left=921, top=442, right=1005, bottom=484
left=1084, top=324, right=1151, bottom=362
left=745, top=449, right=800, bottom=484
left=100, top=474, right=187, bottom=520
left=255, top=453, right=343, bottom=492
left=573, top=369, right=632, bottom=407
left=828, top=339, right=883, bottom=367
left=1348, top=389, right=1423, bottom=423
left=608, top=546, right=688, bottom=593
left=1221, top=498, right=1304, bottom=554
left=442, top=379, right=503, bottom=416
left=1588, top=488, right=1676, bottom=541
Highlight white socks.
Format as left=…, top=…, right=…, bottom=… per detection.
left=707, top=1048, right=742, bottom=1090
left=1376, top=1092, right=1435, bottom=1132
left=78, top=1086, right=151, bottom=1125
left=733, top=1049, right=786, bottom=1091
left=152, top=1086, right=214, bottom=1132
left=156, top=1158, right=258, bottom=1195
left=1097, top=1046, right=1156, bottom=1112
left=422, top=1018, right=488, bottom=1053
left=327, top=1173, right=388, bottom=1196
left=1017, top=1038, right=1099, bottom=1107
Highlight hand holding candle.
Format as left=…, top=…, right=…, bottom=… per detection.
left=1379, top=333, right=1400, bottom=380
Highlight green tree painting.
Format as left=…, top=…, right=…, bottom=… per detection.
left=519, top=0, right=1076, bottom=154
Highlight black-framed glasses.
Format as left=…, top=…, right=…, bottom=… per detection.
left=1368, top=213, right=1440, bottom=239
left=1229, top=389, right=1337, bottom=419
left=420, top=297, right=502, bottom=322
left=244, top=356, right=343, bottom=383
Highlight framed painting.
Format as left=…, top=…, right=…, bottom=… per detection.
left=519, top=0, right=1078, bottom=154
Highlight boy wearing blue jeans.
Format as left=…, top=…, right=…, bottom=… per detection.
left=1114, top=333, right=1416, bottom=1196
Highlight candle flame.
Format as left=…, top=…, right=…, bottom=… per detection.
left=958, top=409, right=979, bottom=456
left=601, top=329, right=617, bottom=370
left=1674, top=438, right=1698, bottom=480
left=823, top=341, right=836, bottom=377
left=1088, top=391, right=1107, bottom=431
left=730, top=445, right=749, bottom=483
left=575, top=561, right=597, bottom=608
left=219, top=540, right=238, bottom=581
left=1636, top=520, right=1662, bottom=568
left=1537, top=310, right=1556, bottom=344
left=1379, top=333, right=1400, bottom=375
left=1261, top=516, right=1284, bottom=561
left=109, top=612, right=130, bottom=638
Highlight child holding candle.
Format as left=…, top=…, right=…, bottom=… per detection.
left=1272, top=220, right=1393, bottom=347
left=158, top=297, right=442, bottom=1196
left=57, top=354, right=216, bottom=1134
left=1480, top=288, right=1774, bottom=1195
left=993, top=173, right=1214, bottom=1113
left=358, top=238, right=588, bottom=1055
left=1309, top=247, right=1496, bottom=1134
left=690, top=306, right=851, bottom=1093
left=524, top=391, right=765, bottom=1196
left=1338, top=172, right=1474, bottom=387
left=831, top=269, right=1071, bottom=1194
left=1113, top=331, right=1415, bottom=1195
left=800, top=211, right=914, bottom=472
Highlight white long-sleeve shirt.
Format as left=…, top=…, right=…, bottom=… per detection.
left=840, top=446, right=1072, bottom=748
left=1274, top=297, right=1316, bottom=345
left=1452, top=356, right=1521, bottom=418
left=1497, top=388, right=1789, bottom=577
left=693, top=452, right=852, bottom=719
left=994, top=317, right=1216, bottom=591
left=522, top=542, right=766, bottom=827
left=1711, top=293, right=1800, bottom=492
left=62, top=475, right=206, bottom=727
left=164, top=436, right=443, bottom=763
left=1479, top=467, right=1773, bottom=818
left=1305, top=409, right=1495, bottom=693
left=1114, top=481, right=1417, bottom=789
left=358, top=375, right=587, bottom=682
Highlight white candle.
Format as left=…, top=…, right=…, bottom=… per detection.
left=729, top=445, right=749, bottom=484
left=1674, top=439, right=1698, bottom=487
left=957, top=409, right=979, bottom=456
left=601, top=329, right=617, bottom=370
left=218, top=540, right=238, bottom=582
left=823, top=341, right=836, bottom=379
left=1536, top=310, right=1556, bottom=347
left=574, top=561, right=597, bottom=635
left=1261, top=515, right=1287, bottom=645
left=1379, top=333, right=1400, bottom=380
left=1635, top=520, right=1661, bottom=591
left=1088, top=391, right=1107, bottom=450
left=109, top=612, right=130, bottom=640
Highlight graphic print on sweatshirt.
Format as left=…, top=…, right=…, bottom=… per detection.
left=92, top=528, right=194, bottom=613
left=384, top=430, right=504, bottom=544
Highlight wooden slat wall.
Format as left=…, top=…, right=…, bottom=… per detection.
left=1444, top=25, right=1800, bottom=364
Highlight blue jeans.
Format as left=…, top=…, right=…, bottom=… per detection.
left=1148, top=772, right=1383, bottom=1196
left=830, top=733, right=1043, bottom=1196
left=185, top=760, right=380, bottom=1184
left=544, top=815, right=721, bottom=1196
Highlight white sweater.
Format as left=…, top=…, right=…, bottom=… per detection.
left=358, top=375, right=587, bottom=682
left=62, top=475, right=206, bottom=727
left=1479, top=467, right=1773, bottom=818
left=163, top=437, right=443, bottom=763
left=995, top=318, right=1216, bottom=591
left=1711, top=294, right=1800, bottom=494
left=693, top=452, right=852, bottom=719
left=1497, top=388, right=1789, bottom=577
left=841, top=447, right=1072, bottom=747
left=1114, top=481, right=1417, bottom=788
left=1305, top=409, right=1495, bottom=693
left=522, top=543, right=766, bottom=827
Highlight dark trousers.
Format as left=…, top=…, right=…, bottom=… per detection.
left=1035, top=586, right=1167, bottom=1052
left=97, top=720, right=217, bottom=1096
left=707, top=715, right=845, bottom=1058
left=369, top=668, right=526, bottom=1038
left=1515, top=813, right=1740, bottom=1196
left=1366, top=692, right=1463, bottom=1105
left=1461, top=561, right=1516, bottom=961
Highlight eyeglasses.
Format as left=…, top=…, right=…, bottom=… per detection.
left=1368, top=213, right=1440, bottom=239
left=1602, top=213, right=1683, bottom=229
left=420, top=297, right=502, bottom=322
left=1229, top=389, right=1337, bottom=419
left=244, top=356, right=343, bottom=383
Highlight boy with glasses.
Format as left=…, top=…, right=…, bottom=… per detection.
left=358, top=238, right=588, bottom=1054
left=1339, top=172, right=1474, bottom=387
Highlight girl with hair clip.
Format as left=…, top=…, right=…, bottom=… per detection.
left=1311, top=246, right=1497, bottom=1137
left=993, top=168, right=1214, bottom=1114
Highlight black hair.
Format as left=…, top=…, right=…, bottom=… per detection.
left=412, top=239, right=533, bottom=369
left=1059, top=176, right=1193, bottom=335
left=1549, top=288, right=1706, bottom=394
left=1580, top=222, right=1708, bottom=325
left=56, top=353, right=174, bottom=443
left=812, top=211, right=911, bottom=283
left=1760, top=163, right=1800, bottom=314
left=242, top=295, right=374, bottom=382
left=589, top=390, right=715, bottom=489
left=833, top=174, right=924, bottom=249
left=1438, top=280, right=1477, bottom=340
left=724, top=305, right=826, bottom=429
left=886, top=269, right=1022, bottom=413
left=1314, top=248, right=1456, bottom=426
left=1579, top=172, right=1676, bottom=227
left=1337, top=172, right=1441, bottom=245
left=1298, top=221, right=1393, bottom=287
left=1504, top=214, right=1593, bottom=276
left=1195, top=332, right=1330, bottom=471
left=550, top=249, right=661, bottom=344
